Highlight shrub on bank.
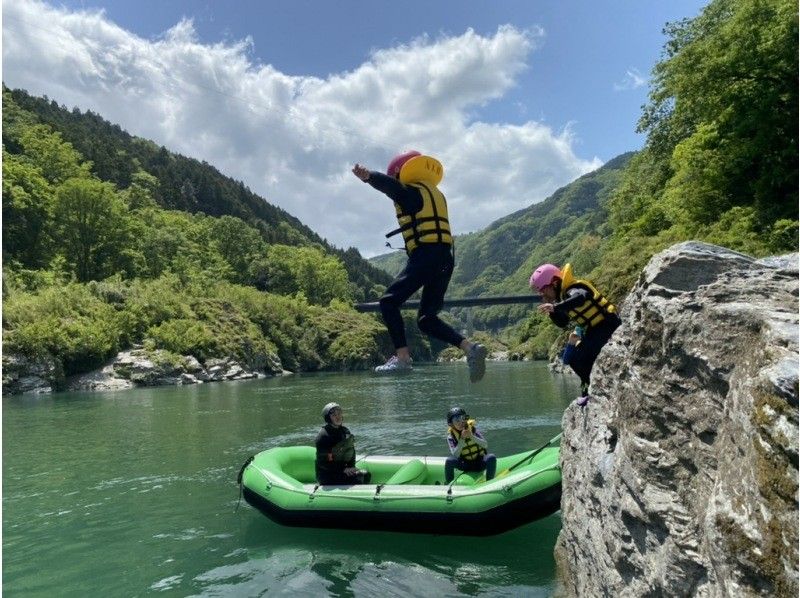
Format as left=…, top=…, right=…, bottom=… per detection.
left=2, top=273, right=396, bottom=383
left=3, top=282, right=122, bottom=375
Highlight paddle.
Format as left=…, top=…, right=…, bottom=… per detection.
left=477, top=433, right=562, bottom=483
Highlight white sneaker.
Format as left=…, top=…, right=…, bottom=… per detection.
left=466, top=343, right=488, bottom=383
left=375, top=355, right=413, bottom=373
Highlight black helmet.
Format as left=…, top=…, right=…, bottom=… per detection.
left=322, top=402, right=341, bottom=423
left=447, top=407, right=467, bottom=424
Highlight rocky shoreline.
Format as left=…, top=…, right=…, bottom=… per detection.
left=2, top=346, right=288, bottom=395
left=2, top=346, right=533, bottom=396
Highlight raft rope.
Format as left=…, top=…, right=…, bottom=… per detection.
left=245, top=457, right=560, bottom=504
left=268, top=465, right=561, bottom=504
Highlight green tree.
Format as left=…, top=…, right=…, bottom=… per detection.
left=209, top=215, right=267, bottom=283
left=639, top=0, right=797, bottom=227
left=250, top=244, right=353, bottom=305
left=18, top=124, right=91, bottom=184
left=124, top=170, right=160, bottom=210
left=53, top=178, right=135, bottom=282
left=2, top=150, right=54, bottom=268
left=606, top=0, right=798, bottom=296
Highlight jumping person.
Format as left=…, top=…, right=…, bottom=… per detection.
left=352, top=151, right=487, bottom=382
left=315, top=402, right=371, bottom=485
left=530, top=263, right=621, bottom=406
left=444, top=407, right=496, bottom=484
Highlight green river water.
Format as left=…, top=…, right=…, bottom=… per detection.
left=3, top=361, right=580, bottom=597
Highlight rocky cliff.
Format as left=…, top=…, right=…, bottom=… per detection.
left=556, top=242, right=798, bottom=597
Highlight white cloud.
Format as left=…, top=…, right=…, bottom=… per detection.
left=3, top=0, right=602, bottom=257
left=613, top=67, right=647, bottom=91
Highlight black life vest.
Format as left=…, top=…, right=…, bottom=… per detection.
left=316, top=429, right=355, bottom=467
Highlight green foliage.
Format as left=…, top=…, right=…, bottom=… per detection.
left=604, top=0, right=798, bottom=296
left=17, top=124, right=90, bottom=184
left=3, top=283, right=122, bottom=375
left=309, top=307, right=391, bottom=370
left=512, top=312, right=565, bottom=360
left=146, top=299, right=273, bottom=371
left=249, top=244, right=353, bottom=305
left=123, top=170, right=159, bottom=210
left=113, top=274, right=196, bottom=344
left=209, top=215, right=267, bottom=284
left=2, top=150, right=54, bottom=268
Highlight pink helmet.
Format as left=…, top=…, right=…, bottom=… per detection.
left=386, top=150, right=421, bottom=178
left=529, top=263, right=562, bottom=291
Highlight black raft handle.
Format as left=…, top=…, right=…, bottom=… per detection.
left=237, top=455, right=255, bottom=485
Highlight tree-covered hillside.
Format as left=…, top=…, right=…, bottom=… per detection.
left=2, top=89, right=431, bottom=391
left=4, top=86, right=392, bottom=300
left=598, top=0, right=797, bottom=300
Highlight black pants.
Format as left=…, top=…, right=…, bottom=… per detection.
left=569, top=315, right=621, bottom=388
left=444, top=454, right=497, bottom=483
left=379, top=243, right=464, bottom=349
left=317, top=468, right=371, bottom=485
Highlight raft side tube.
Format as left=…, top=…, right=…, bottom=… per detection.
left=242, top=482, right=562, bottom=536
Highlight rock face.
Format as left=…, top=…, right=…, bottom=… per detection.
left=556, top=242, right=798, bottom=597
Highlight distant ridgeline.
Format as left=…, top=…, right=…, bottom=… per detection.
left=3, top=85, right=392, bottom=300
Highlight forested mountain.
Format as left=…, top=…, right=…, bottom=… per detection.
left=3, top=86, right=391, bottom=300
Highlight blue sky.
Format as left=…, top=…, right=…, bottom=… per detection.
left=3, top=0, right=708, bottom=256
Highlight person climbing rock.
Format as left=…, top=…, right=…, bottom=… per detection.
left=530, top=263, right=621, bottom=405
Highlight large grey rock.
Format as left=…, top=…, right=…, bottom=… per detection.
left=556, top=242, right=798, bottom=597
left=2, top=354, right=63, bottom=394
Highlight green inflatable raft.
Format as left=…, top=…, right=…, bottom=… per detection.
left=238, top=434, right=562, bottom=536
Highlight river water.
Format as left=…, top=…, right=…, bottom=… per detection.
left=3, top=361, right=580, bottom=597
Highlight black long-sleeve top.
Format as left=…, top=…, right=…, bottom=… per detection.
left=366, top=171, right=423, bottom=215
left=315, top=424, right=355, bottom=474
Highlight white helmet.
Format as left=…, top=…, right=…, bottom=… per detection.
left=322, top=402, right=341, bottom=423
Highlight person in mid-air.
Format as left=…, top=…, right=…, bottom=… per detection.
left=352, top=151, right=487, bottom=382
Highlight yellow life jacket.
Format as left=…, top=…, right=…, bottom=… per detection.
left=447, top=419, right=486, bottom=462
left=559, top=263, right=617, bottom=328
left=386, top=182, right=452, bottom=253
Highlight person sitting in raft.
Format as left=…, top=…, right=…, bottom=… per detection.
left=315, top=402, right=371, bottom=485
left=444, top=407, right=496, bottom=484
left=530, top=263, right=621, bottom=406
left=351, top=151, right=487, bottom=382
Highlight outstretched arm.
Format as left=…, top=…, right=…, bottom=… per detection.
left=352, top=164, right=422, bottom=213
